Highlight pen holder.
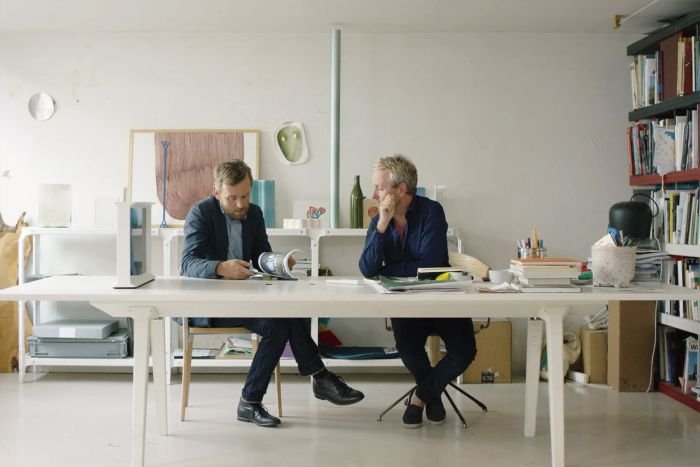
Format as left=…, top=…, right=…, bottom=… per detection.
left=517, top=247, right=547, bottom=259
left=591, top=245, right=636, bottom=288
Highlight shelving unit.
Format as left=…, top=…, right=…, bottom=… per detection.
left=17, top=228, right=118, bottom=382
left=627, top=12, right=700, bottom=410
left=19, top=226, right=462, bottom=383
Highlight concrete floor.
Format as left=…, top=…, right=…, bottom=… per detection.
left=1, top=372, right=699, bottom=467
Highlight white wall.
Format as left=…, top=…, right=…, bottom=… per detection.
left=0, top=32, right=637, bottom=374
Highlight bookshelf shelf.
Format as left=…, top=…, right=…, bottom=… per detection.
left=628, top=91, right=700, bottom=122
left=657, top=381, right=700, bottom=412
left=658, top=311, right=700, bottom=335
left=629, top=168, right=700, bottom=186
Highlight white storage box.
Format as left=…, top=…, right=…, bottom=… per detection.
left=28, top=329, right=129, bottom=358
left=32, top=319, right=119, bottom=339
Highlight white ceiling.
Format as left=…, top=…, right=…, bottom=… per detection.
left=0, top=0, right=698, bottom=34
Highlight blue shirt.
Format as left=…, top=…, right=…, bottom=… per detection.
left=358, top=195, right=450, bottom=278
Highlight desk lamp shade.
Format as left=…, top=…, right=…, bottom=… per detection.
left=608, top=201, right=652, bottom=239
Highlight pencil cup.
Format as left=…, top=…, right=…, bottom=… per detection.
left=517, top=247, right=547, bottom=259
left=591, top=245, right=636, bottom=288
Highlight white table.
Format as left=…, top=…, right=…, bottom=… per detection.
left=3, top=276, right=698, bottom=467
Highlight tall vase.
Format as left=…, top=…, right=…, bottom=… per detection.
left=349, top=175, right=363, bottom=228
left=251, top=180, right=275, bottom=228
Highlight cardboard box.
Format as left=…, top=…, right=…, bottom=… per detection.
left=462, top=320, right=512, bottom=383
left=580, top=327, right=608, bottom=384
left=607, top=301, right=655, bottom=392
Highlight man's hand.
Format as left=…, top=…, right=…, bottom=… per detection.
left=287, top=257, right=296, bottom=270
left=376, top=194, right=397, bottom=233
left=215, top=259, right=255, bottom=280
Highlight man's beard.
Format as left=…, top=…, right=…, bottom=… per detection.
left=224, top=206, right=248, bottom=220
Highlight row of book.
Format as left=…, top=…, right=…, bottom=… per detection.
left=653, top=189, right=700, bottom=246
left=626, top=110, right=699, bottom=177
left=659, top=257, right=700, bottom=322
left=658, top=330, right=698, bottom=398
left=630, top=34, right=700, bottom=110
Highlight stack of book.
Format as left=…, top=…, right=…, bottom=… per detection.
left=509, top=258, right=583, bottom=293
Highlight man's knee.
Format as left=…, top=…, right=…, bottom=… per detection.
left=253, top=318, right=290, bottom=344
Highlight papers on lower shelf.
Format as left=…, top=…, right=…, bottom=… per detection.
left=218, top=337, right=254, bottom=357
left=374, top=275, right=471, bottom=293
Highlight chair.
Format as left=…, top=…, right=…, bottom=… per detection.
left=377, top=252, right=492, bottom=428
left=180, top=319, right=282, bottom=421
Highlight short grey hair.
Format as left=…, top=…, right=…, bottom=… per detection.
left=214, top=160, right=253, bottom=188
left=374, top=154, right=418, bottom=195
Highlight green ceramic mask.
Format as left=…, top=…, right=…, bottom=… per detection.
left=275, top=121, right=308, bottom=164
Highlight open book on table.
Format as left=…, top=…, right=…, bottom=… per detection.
left=251, top=249, right=301, bottom=280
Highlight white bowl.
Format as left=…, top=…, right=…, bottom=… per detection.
left=488, top=269, right=513, bottom=284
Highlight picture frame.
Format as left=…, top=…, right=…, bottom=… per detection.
left=128, top=129, right=260, bottom=227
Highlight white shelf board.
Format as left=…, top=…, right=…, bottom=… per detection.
left=664, top=243, right=700, bottom=257
left=25, top=356, right=136, bottom=367
left=22, top=227, right=116, bottom=236
left=170, top=357, right=405, bottom=369
left=658, top=312, right=700, bottom=335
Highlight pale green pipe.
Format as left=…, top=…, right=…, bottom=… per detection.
left=329, top=28, right=341, bottom=228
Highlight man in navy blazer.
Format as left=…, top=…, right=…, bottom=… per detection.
left=181, top=160, right=364, bottom=428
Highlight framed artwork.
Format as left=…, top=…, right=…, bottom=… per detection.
left=128, top=129, right=260, bottom=227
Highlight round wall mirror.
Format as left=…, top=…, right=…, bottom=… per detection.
left=28, top=93, right=56, bottom=121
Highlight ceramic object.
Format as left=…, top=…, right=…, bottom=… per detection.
left=591, top=245, right=636, bottom=287
left=488, top=269, right=514, bottom=284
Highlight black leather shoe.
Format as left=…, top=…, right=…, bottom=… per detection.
left=313, top=371, right=365, bottom=405
left=237, top=399, right=280, bottom=427
left=426, top=397, right=446, bottom=424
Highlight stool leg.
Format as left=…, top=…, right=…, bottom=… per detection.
left=443, top=390, right=467, bottom=429
left=274, top=362, right=282, bottom=417
left=447, top=381, right=488, bottom=411
left=378, top=386, right=416, bottom=422
left=180, top=334, right=194, bottom=421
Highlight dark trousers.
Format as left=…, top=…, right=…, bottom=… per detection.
left=391, top=317, right=477, bottom=403
left=210, top=317, right=325, bottom=402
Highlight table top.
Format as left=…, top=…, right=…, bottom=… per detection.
left=3, top=276, right=699, bottom=319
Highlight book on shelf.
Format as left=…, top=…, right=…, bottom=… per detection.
left=680, top=336, right=698, bottom=394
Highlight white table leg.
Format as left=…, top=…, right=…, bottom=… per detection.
left=539, top=306, right=568, bottom=467
left=524, top=318, right=543, bottom=437
left=18, top=299, right=26, bottom=383
left=150, top=317, right=168, bottom=436
left=129, top=307, right=157, bottom=467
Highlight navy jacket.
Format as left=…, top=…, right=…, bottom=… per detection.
left=180, top=195, right=271, bottom=326
left=358, top=195, right=449, bottom=278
